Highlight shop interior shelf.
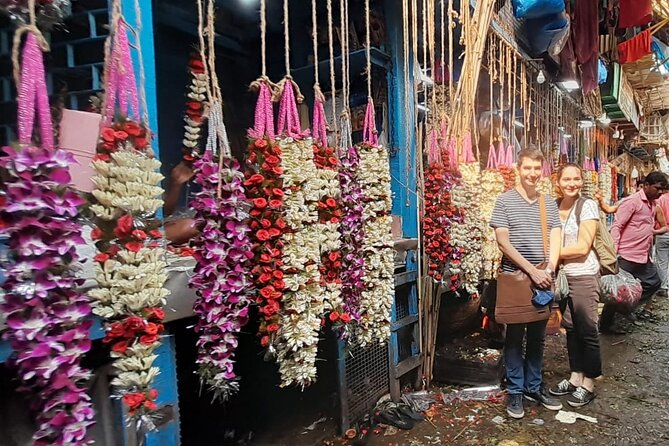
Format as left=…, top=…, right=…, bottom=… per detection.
left=291, top=47, right=391, bottom=93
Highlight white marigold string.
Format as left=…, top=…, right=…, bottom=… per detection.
left=450, top=135, right=483, bottom=296
left=355, top=99, right=394, bottom=347
left=273, top=74, right=325, bottom=387
left=89, top=14, right=169, bottom=429
left=480, top=144, right=505, bottom=280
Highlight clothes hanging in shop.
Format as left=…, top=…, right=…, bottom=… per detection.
left=618, top=0, right=653, bottom=29
left=570, top=0, right=599, bottom=94
left=617, top=29, right=652, bottom=64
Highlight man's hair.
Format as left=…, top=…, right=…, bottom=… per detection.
left=643, top=171, right=669, bottom=187
left=517, top=148, right=545, bottom=165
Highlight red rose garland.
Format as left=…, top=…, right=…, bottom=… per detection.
left=244, top=137, right=286, bottom=347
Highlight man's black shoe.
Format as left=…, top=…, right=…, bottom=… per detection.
left=506, top=394, right=524, bottom=419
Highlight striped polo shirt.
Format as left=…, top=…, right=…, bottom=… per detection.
left=490, top=189, right=561, bottom=272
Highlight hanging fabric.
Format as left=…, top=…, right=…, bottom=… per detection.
left=618, top=0, right=653, bottom=29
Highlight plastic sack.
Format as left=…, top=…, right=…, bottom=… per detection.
left=598, top=59, right=608, bottom=85
left=600, top=269, right=643, bottom=309
left=512, top=0, right=565, bottom=20
left=524, top=13, right=570, bottom=57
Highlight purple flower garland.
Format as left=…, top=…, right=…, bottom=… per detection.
left=337, top=146, right=365, bottom=329
left=189, top=151, right=254, bottom=400
left=0, top=145, right=95, bottom=445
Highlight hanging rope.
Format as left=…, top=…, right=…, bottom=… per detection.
left=326, top=0, right=337, bottom=139
left=338, top=0, right=351, bottom=149
left=311, top=0, right=328, bottom=145
left=276, top=0, right=307, bottom=138
left=248, top=0, right=275, bottom=139
left=362, top=0, right=377, bottom=146
left=132, top=0, right=149, bottom=125
left=197, top=0, right=212, bottom=104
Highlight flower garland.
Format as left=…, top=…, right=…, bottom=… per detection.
left=338, top=145, right=366, bottom=330
left=356, top=142, right=395, bottom=347
left=189, top=149, right=253, bottom=400
left=497, top=165, right=517, bottom=192
left=423, top=159, right=462, bottom=286
left=244, top=137, right=286, bottom=347
left=273, top=134, right=328, bottom=387
left=451, top=162, right=484, bottom=296
left=89, top=116, right=169, bottom=421
left=181, top=55, right=207, bottom=163
left=312, top=141, right=348, bottom=334
left=0, top=145, right=95, bottom=445
left=479, top=169, right=505, bottom=279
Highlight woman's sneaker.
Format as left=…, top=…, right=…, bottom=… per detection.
left=567, top=387, right=596, bottom=407
left=549, top=379, right=577, bottom=396
left=524, top=386, right=563, bottom=411
left=506, top=394, right=524, bottom=419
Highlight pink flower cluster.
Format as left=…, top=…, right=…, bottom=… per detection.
left=0, top=145, right=94, bottom=445
left=337, top=146, right=365, bottom=328
left=189, top=151, right=254, bottom=400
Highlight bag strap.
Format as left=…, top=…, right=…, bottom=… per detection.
left=574, top=196, right=585, bottom=227
left=539, top=194, right=549, bottom=261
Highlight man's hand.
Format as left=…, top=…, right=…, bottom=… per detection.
left=171, top=162, right=194, bottom=185
left=529, top=266, right=552, bottom=289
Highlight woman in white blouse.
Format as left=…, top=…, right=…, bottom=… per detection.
left=548, top=163, right=601, bottom=408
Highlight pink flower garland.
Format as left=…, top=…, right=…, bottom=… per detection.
left=189, top=151, right=254, bottom=400
left=0, top=145, right=95, bottom=446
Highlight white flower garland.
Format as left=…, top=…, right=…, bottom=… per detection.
left=451, top=162, right=483, bottom=295
left=89, top=131, right=170, bottom=418
left=480, top=169, right=505, bottom=279
left=356, top=143, right=394, bottom=347
left=275, top=136, right=326, bottom=388
left=598, top=163, right=613, bottom=205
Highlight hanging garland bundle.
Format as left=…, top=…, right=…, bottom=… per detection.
left=89, top=15, right=169, bottom=423
left=311, top=0, right=346, bottom=334
left=272, top=15, right=326, bottom=385
left=0, top=29, right=95, bottom=445
left=480, top=146, right=505, bottom=280
left=423, top=129, right=461, bottom=286
left=451, top=155, right=484, bottom=296
left=181, top=54, right=207, bottom=163
left=188, top=0, right=254, bottom=401
left=337, top=120, right=366, bottom=331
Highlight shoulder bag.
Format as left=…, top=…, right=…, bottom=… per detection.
left=495, top=195, right=553, bottom=324
left=574, top=197, right=619, bottom=276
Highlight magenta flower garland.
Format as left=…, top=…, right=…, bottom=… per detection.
left=189, top=147, right=254, bottom=400
left=0, top=145, right=95, bottom=446
left=337, top=144, right=365, bottom=332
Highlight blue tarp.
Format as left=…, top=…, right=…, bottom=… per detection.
left=513, top=0, right=565, bottom=20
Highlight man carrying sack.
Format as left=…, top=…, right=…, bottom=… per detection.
left=490, top=148, right=563, bottom=419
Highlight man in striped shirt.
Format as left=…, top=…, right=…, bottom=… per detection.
left=491, top=148, right=563, bottom=419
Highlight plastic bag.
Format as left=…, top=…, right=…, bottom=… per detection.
left=512, top=0, right=565, bottom=20
left=524, top=13, right=570, bottom=57
left=600, top=269, right=643, bottom=309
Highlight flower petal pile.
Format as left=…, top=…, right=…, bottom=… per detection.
left=244, top=137, right=285, bottom=347
left=356, top=143, right=395, bottom=347
left=189, top=151, right=253, bottom=400
left=0, top=145, right=95, bottom=445
left=89, top=117, right=169, bottom=421
left=275, top=136, right=327, bottom=388
left=181, top=55, right=207, bottom=163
